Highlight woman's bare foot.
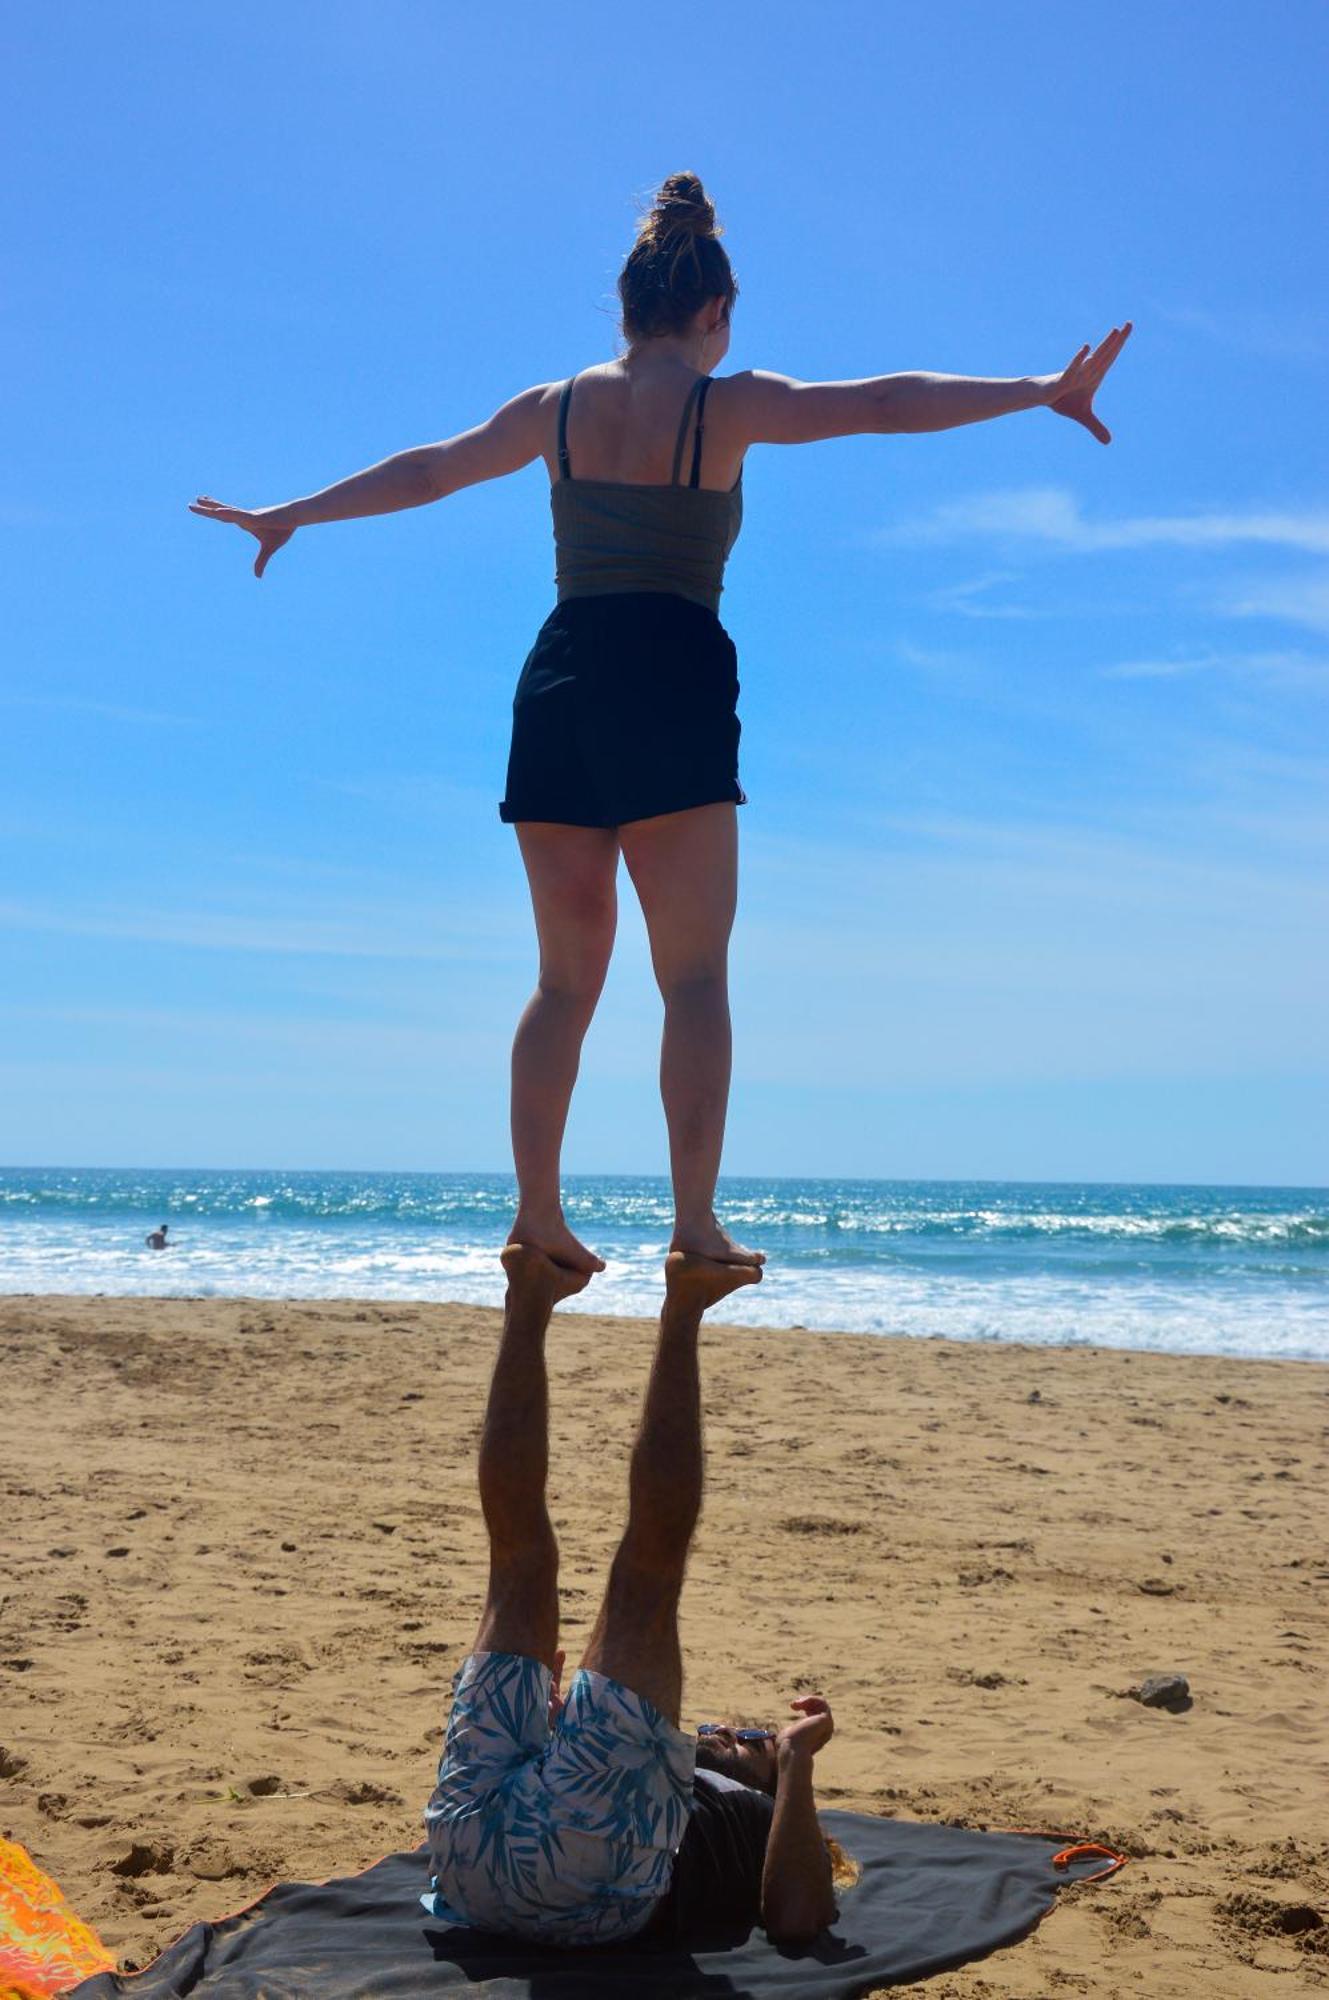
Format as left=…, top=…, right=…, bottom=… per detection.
left=500, top=1242, right=594, bottom=1306
left=669, top=1214, right=765, bottom=1268
left=507, top=1211, right=605, bottom=1275
left=664, top=1250, right=762, bottom=1315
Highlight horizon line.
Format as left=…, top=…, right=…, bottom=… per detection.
left=2, top=1162, right=1326, bottom=1195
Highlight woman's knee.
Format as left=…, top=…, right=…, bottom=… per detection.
left=530, top=954, right=612, bottom=1016
left=654, top=961, right=729, bottom=1008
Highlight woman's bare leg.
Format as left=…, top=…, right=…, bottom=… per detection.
left=618, top=803, right=763, bottom=1266
left=508, top=822, right=620, bottom=1274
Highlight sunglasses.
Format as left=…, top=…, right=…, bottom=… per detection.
left=697, top=1724, right=776, bottom=1743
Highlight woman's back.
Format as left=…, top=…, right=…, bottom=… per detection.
left=543, top=361, right=746, bottom=494
left=549, top=363, right=744, bottom=613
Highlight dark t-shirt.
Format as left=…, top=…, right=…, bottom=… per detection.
left=648, top=1773, right=775, bottom=1942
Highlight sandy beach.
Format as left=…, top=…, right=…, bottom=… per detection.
left=2, top=1291, right=1326, bottom=1995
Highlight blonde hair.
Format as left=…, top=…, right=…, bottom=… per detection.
left=824, top=1835, right=861, bottom=1891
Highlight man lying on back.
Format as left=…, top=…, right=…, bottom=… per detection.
left=423, top=1247, right=839, bottom=1946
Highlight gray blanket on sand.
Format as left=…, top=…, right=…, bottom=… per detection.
left=72, top=1811, right=1123, bottom=1998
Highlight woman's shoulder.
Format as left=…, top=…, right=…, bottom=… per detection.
left=704, top=369, right=800, bottom=442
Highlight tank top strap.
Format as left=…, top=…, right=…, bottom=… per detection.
left=669, top=378, right=705, bottom=486
left=688, top=376, right=714, bottom=489
left=557, top=375, right=577, bottom=481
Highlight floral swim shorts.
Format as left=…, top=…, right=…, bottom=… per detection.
left=422, top=1649, right=697, bottom=1948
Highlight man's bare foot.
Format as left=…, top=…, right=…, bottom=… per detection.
left=501, top=1242, right=593, bottom=1306
left=669, top=1216, right=765, bottom=1268
left=507, top=1213, right=605, bottom=1275
left=664, top=1250, right=762, bottom=1316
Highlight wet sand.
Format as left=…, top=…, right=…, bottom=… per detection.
left=2, top=1292, right=1326, bottom=1994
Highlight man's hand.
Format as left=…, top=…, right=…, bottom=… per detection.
left=189, top=496, right=296, bottom=577
left=776, top=1694, right=834, bottom=1761
left=1042, top=323, right=1133, bottom=444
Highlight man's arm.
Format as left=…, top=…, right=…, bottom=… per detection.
left=760, top=1742, right=836, bottom=1942
left=760, top=1701, right=838, bottom=1944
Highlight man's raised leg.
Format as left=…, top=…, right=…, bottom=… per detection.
left=471, top=1243, right=590, bottom=1669
left=578, top=1252, right=760, bottom=1723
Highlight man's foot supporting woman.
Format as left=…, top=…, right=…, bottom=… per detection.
left=507, top=1209, right=763, bottom=1278
left=498, top=1240, right=595, bottom=1304
left=663, top=1247, right=762, bottom=1313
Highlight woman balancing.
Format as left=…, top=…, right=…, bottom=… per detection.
left=192, top=171, right=1131, bottom=1278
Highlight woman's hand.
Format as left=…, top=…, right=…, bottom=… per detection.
left=189, top=496, right=296, bottom=578
left=776, top=1694, right=834, bottom=1761
left=1044, top=323, right=1133, bottom=444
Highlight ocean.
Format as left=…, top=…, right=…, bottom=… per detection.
left=2, top=1167, right=1326, bottom=1362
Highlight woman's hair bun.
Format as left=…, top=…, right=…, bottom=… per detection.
left=617, top=171, right=737, bottom=343
left=646, top=171, right=718, bottom=242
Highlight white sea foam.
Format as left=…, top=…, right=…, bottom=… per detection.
left=2, top=1222, right=1325, bottom=1362
left=4, top=1170, right=1326, bottom=1363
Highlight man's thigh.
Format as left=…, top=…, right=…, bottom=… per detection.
left=427, top=1650, right=551, bottom=1820
left=545, top=1666, right=695, bottom=1855
left=426, top=1655, right=695, bottom=1949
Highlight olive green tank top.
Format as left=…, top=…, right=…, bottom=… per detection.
left=550, top=373, right=744, bottom=614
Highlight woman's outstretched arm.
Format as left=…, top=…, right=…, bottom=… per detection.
left=190, top=384, right=549, bottom=576
left=735, top=323, right=1132, bottom=448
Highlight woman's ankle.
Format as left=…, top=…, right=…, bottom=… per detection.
left=511, top=1198, right=564, bottom=1235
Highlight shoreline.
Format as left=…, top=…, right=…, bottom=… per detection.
left=4, top=1288, right=1327, bottom=1370
left=4, top=1293, right=1327, bottom=1995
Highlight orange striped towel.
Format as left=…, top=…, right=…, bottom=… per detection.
left=0, top=1837, right=114, bottom=1998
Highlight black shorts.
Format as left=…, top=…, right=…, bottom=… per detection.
left=499, top=592, right=746, bottom=828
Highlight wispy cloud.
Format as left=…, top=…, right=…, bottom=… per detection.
left=0, top=503, right=69, bottom=528
left=1099, top=645, right=1329, bottom=685
left=892, top=640, right=977, bottom=672
left=876, top=486, right=1329, bottom=555
left=1218, top=573, right=1329, bottom=636
left=0, top=896, right=522, bottom=963
left=310, top=773, right=496, bottom=817
left=731, top=814, right=1329, bottom=1087
left=1151, top=301, right=1329, bottom=365
left=922, top=570, right=1042, bottom=619
left=746, top=806, right=1329, bottom=929
left=3, top=1000, right=505, bottom=1064
left=1187, top=740, right=1329, bottom=794
left=1, top=691, right=198, bottom=727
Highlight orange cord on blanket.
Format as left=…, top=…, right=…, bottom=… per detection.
left=1050, top=1842, right=1128, bottom=1883
left=995, top=1827, right=1129, bottom=1886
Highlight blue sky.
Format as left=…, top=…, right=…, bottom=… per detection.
left=3, top=0, right=1327, bottom=1184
